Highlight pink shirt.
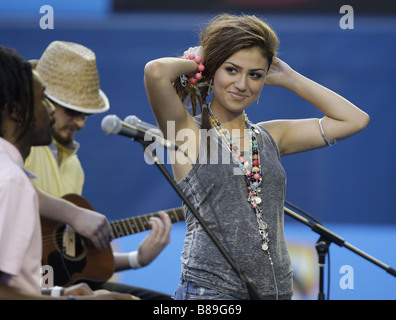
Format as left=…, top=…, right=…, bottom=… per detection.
left=0, top=138, right=42, bottom=295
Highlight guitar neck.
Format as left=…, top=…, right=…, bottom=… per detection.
left=110, top=207, right=185, bottom=239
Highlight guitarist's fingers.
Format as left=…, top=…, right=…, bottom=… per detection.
left=137, top=213, right=172, bottom=266
left=65, top=283, right=94, bottom=296
left=71, top=207, right=112, bottom=251
left=97, top=223, right=112, bottom=251
left=150, top=212, right=171, bottom=242
left=88, top=223, right=111, bottom=251
left=159, top=210, right=172, bottom=228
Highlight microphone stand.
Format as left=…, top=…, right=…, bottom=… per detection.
left=284, top=206, right=396, bottom=300
left=137, top=139, right=263, bottom=300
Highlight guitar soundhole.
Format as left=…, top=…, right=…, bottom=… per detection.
left=53, top=224, right=88, bottom=261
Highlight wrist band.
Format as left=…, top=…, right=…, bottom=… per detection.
left=50, top=286, right=64, bottom=297
left=128, top=251, right=141, bottom=269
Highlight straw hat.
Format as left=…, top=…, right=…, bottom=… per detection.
left=35, top=41, right=109, bottom=114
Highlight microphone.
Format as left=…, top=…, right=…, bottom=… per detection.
left=101, top=114, right=172, bottom=148
left=124, top=115, right=161, bottom=136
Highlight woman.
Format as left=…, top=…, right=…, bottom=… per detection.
left=144, top=14, right=369, bottom=300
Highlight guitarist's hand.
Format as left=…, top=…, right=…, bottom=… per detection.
left=64, top=284, right=140, bottom=300
left=137, top=211, right=172, bottom=267
left=64, top=283, right=94, bottom=296
left=71, top=207, right=112, bottom=251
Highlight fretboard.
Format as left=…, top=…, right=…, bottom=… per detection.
left=110, top=207, right=185, bottom=239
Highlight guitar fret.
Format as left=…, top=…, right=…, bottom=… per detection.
left=112, top=221, right=123, bottom=238
left=121, top=220, right=129, bottom=235
left=143, top=215, right=152, bottom=230
left=124, top=219, right=134, bottom=235
left=117, top=221, right=126, bottom=237
left=135, top=215, right=145, bottom=231
left=127, top=218, right=140, bottom=234
left=168, top=209, right=178, bottom=222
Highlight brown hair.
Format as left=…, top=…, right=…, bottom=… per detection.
left=174, top=13, right=279, bottom=130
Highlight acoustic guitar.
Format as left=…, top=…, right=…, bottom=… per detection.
left=41, top=194, right=185, bottom=287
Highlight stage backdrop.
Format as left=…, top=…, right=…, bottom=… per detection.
left=0, top=2, right=395, bottom=299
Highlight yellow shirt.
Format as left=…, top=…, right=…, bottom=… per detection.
left=25, top=139, right=84, bottom=197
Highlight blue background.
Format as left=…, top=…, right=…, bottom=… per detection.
left=1, top=1, right=395, bottom=299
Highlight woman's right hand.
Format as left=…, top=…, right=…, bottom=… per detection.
left=182, top=46, right=203, bottom=59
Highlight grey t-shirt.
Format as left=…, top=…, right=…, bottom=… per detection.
left=177, top=121, right=293, bottom=300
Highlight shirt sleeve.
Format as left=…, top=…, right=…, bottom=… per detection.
left=0, top=175, right=37, bottom=277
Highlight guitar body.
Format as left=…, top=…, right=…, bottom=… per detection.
left=41, top=218, right=114, bottom=287
left=41, top=194, right=114, bottom=287
left=41, top=194, right=185, bottom=287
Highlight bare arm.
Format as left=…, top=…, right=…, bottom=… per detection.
left=259, top=58, right=370, bottom=156
left=144, top=57, right=198, bottom=134
left=144, top=53, right=202, bottom=181
left=36, top=188, right=111, bottom=251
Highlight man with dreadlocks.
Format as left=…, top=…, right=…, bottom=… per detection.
left=0, top=45, right=136, bottom=300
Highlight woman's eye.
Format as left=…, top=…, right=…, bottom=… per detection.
left=225, top=67, right=237, bottom=74
left=250, top=72, right=263, bottom=79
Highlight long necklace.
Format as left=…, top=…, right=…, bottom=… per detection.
left=207, top=106, right=270, bottom=253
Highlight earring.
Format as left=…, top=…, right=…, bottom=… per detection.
left=180, top=75, right=188, bottom=87
left=207, top=79, right=213, bottom=96
left=257, top=96, right=260, bottom=105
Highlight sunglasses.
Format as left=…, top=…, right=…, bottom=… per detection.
left=47, top=97, right=91, bottom=119
left=63, top=108, right=90, bottom=119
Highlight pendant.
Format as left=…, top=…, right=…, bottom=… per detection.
left=259, top=221, right=267, bottom=230
left=262, top=242, right=269, bottom=251
left=253, top=196, right=262, bottom=204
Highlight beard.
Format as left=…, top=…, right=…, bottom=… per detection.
left=52, top=125, right=77, bottom=146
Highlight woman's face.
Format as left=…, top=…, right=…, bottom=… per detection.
left=211, top=47, right=268, bottom=115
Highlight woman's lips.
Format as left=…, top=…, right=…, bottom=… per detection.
left=229, top=91, right=247, bottom=101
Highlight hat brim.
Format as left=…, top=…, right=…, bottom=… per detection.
left=46, top=89, right=110, bottom=114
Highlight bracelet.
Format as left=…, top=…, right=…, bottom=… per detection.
left=50, top=286, right=64, bottom=297
left=180, top=53, right=205, bottom=86
left=128, top=251, right=141, bottom=269
left=319, top=118, right=332, bottom=147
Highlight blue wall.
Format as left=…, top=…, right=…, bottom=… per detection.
left=1, top=6, right=395, bottom=299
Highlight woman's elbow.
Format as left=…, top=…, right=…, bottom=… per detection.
left=144, top=60, right=163, bottom=82
left=357, top=111, right=370, bottom=132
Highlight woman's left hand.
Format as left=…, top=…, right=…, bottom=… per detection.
left=264, top=57, right=295, bottom=87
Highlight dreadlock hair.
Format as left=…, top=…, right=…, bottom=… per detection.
left=0, top=45, right=34, bottom=141
left=174, top=14, right=279, bottom=132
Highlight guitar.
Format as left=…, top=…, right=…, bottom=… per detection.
left=41, top=194, right=185, bottom=287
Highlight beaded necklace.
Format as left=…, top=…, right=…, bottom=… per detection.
left=207, top=105, right=270, bottom=254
